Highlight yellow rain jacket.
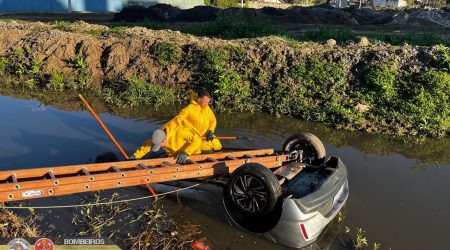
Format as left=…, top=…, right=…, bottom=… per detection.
left=164, top=94, right=222, bottom=152
left=133, top=126, right=202, bottom=159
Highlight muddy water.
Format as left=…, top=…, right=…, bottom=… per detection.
left=1, top=95, right=450, bottom=249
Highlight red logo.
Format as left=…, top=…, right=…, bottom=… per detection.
left=34, top=238, right=54, bottom=250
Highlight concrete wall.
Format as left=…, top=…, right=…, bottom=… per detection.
left=129, top=0, right=204, bottom=9
left=373, top=0, right=407, bottom=7
left=0, top=0, right=204, bottom=12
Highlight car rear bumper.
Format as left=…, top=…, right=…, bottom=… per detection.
left=266, top=158, right=349, bottom=248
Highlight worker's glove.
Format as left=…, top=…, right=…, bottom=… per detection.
left=206, top=130, right=214, bottom=141
left=128, top=155, right=136, bottom=160
left=176, top=152, right=188, bottom=164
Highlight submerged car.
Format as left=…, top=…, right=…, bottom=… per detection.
left=151, top=132, right=349, bottom=248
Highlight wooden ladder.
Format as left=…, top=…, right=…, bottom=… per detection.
left=0, top=149, right=288, bottom=202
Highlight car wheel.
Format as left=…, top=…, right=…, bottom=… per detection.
left=227, top=163, right=281, bottom=218
left=282, top=133, right=326, bottom=164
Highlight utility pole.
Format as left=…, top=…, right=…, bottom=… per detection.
left=241, top=0, right=244, bottom=8
left=68, top=0, right=72, bottom=12
left=359, top=0, right=362, bottom=9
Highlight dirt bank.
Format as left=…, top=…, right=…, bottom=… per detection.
left=0, top=20, right=448, bottom=137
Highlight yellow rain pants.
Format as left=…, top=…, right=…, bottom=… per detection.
left=133, top=126, right=202, bottom=159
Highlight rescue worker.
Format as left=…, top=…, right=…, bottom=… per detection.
left=164, top=90, right=222, bottom=153
left=131, top=126, right=202, bottom=164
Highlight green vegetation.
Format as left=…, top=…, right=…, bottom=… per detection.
left=439, top=44, right=450, bottom=70
left=70, top=51, right=90, bottom=89
left=102, top=75, right=175, bottom=107
left=107, top=20, right=168, bottom=30
left=6, top=48, right=46, bottom=89
left=186, top=17, right=449, bottom=46
left=51, top=20, right=72, bottom=30
left=150, top=42, right=181, bottom=66
left=0, top=57, right=8, bottom=75
left=206, top=0, right=239, bottom=8
left=193, top=48, right=253, bottom=111
left=365, top=61, right=398, bottom=102
left=47, top=72, right=65, bottom=91
left=185, top=14, right=283, bottom=39
left=299, top=26, right=449, bottom=46
left=0, top=206, right=39, bottom=238
left=72, top=192, right=200, bottom=249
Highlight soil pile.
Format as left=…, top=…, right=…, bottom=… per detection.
left=113, top=4, right=450, bottom=28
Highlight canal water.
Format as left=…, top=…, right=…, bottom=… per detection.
left=1, top=94, right=449, bottom=249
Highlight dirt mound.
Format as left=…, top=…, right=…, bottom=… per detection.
left=260, top=7, right=286, bottom=16
left=112, top=5, right=149, bottom=22
left=112, top=4, right=182, bottom=22
left=411, top=9, right=450, bottom=28
left=172, top=6, right=219, bottom=22
left=280, top=7, right=359, bottom=25
left=112, top=4, right=450, bottom=29
left=147, top=4, right=182, bottom=21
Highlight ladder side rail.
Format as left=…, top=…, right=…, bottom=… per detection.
left=0, top=155, right=287, bottom=192
left=0, top=158, right=285, bottom=203
left=0, top=149, right=275, bottom=180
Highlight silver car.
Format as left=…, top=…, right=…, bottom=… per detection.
left=152, top=132, right=349, bottom=248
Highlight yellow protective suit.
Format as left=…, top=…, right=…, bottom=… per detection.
left=133, top=126, right=202, bottom=159
left=164, top=96, right=222, bottom=152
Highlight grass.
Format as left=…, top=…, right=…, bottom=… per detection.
left=193, top=47, right=253, bottom=111
left=183, top=16, right=450, bottom=46
left=102, top=75, right=176, bottom=107
left=70, top=51, right=90, bottom=89
left=72, top=192, right=200, bottom=249
left=107, top=20, right=169, bottom=31
left=0, top=205, right=40, bottom=238
left=0, top=57, right=8, bottom=75
left=150, top=42, right=181, bottom=66
left=5, top=48, right=46, bottom=89
left=185, top=14, right=284, bottom=39
left=47, top=72, right=65, bottom=91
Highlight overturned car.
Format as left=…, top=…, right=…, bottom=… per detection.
left=152, top=132, right=349, bottom=248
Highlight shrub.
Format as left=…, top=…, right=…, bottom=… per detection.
left=279, top=57, right=350, bottom=122
left=0, top=57, right=7, bottom=75
left=103, top=75, right=175, bottom=107
left=365, top=61, right=398, bottom=102
left=212, top=0, right=238, bottom=8
left=193, top=48, right=253, bottom=111
left=438, top=44, right=450, bottom=70
left=47, top=72, right=65, bottom=91
left=70, top=51, right=90, bottom=89
left=185, top=14, right=283, bottom=39
left=150, top=42, right=181, bottom=66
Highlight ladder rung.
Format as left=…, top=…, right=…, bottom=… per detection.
left=111, top=166, right=121, bottom=172
left=48, top=170, right=56, bottom=180
left=81, top=168, right=90, bottom=176
left=162, top=161, right=179, bottom=167
left=137, top=163, right=148, bottom=169
left=11, top=174, right=17, bottom=183
left=206, top=157, right=219, bottom=162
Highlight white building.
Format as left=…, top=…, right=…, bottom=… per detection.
left=373, top=0, right=408, bottom=7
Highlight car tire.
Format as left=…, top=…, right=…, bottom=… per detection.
left=227, top=163, right=281, bottom=218
left=282, top=133, right=326, bottom=165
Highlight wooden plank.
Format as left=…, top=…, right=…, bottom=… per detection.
left=0, top=149, right=274, bottom=180
left=0, top=159, right=284, bottom=202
